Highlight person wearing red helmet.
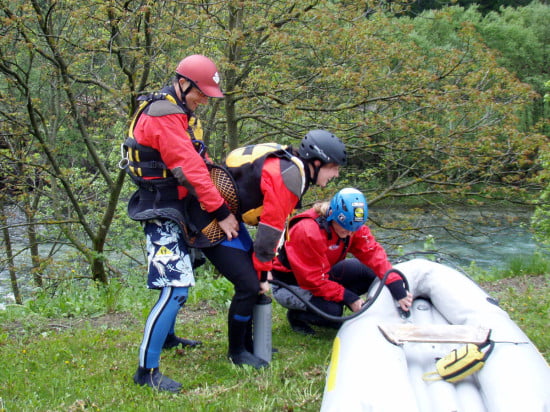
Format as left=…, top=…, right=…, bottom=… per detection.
left=175, top=55, right=224, bottom=98
left=271, top=188, right=413, bottom=335
left=124, top=55, right=239, bottom=392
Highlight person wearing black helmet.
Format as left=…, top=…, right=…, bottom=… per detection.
left=198, top=130, right=346, bottom=369
left=298, top=129, right=347, bottom=187
left=122, top=55, right=239, bottom=392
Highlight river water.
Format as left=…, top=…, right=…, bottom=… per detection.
left=371, top=206, right=539, bottom=269
left=0, top=206, right=543, bottom=308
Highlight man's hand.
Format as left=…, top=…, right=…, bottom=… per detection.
left=398, top=291, right=413, bottom=312
left=218, top=213, right=239, bottom=240
left=259, top=271, right=273, bottom=294
left=350, top=298, right=366, bottom=313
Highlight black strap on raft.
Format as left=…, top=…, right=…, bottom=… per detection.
left=269, top=268, right=409, bottom=323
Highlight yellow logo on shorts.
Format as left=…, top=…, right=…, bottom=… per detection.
left=156, top=246, right=173, bottom=256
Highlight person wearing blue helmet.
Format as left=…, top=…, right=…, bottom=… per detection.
left=271, top=188, right=412, bottom=335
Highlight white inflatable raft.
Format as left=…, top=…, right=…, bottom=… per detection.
left=321, top=259, right=550, bottom=412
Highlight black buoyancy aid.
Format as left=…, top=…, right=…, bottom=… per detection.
left=122, top=91, right=218, bottom=248
left=277, top=211, right=350, bottom=270
left=224, top=143, right=305, bottom=226
left=120, top=92, right=206, bottom=190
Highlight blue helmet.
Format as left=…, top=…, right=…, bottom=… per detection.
left=326, top=188, right=367, bottom=232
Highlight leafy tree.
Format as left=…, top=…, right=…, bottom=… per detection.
left=531, top=80, right=550, bottom=247
left=0, top=202, right=21, bottom=304
left=405, top=0, right=535, bottom=16
left=0, top=0, right=153, bottom=285
left=407, top=3, right=549, bottom=132
left=0, top=0, right=547, bottom=302
left=477, top=1, right=550, bottom=133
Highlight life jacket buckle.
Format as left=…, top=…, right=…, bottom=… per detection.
left=118, top=142, right=129, bottom=170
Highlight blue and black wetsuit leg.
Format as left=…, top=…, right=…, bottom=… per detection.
left=139, top=286, right=189, bottom=369
left=133, top=286, right=188, bottom=392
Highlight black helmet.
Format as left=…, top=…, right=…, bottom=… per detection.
left=298, top=130, right=347, bottom=166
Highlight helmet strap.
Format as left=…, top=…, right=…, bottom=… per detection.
left=307, top=161, right=322, bottom=185
left=177, top=77, right=193, bottom=104
left=336, top=236, right=350, bottom=260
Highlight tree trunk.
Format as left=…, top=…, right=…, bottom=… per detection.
left=91, top=169, right=127, bottom=284
left=1, top=202, right=22, bottom=304
left=23, top=194, right=43, bottom=287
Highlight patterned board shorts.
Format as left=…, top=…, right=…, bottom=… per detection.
left=143, top=219, right=195, bottom=289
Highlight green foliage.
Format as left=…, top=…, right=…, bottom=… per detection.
left=24, top=273, right=146, bottom=318
left=0, top=290, right=335, bottom=412
left=488, top=279, right=549, bottom=360
left=1, top=0, right=548, bottom=308
left=0, top=270, right=547, bottom=411
left=406, top=0, right=535, bottom=16
left=410, top=2, right=550, bottom=134
left=14, top=261, right=234, bottom=321
left=465, top=260, right=491, bottom=281
left=469, top=251, right=550, bottom=281
left=478, top=2, right=550, bottom=91
left=532, top=150, right=550, bottom=247
left=191, top=264, right=235, bottom=309
left=502, top=253, right=550, bottom=276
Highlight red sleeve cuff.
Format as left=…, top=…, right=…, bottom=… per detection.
left=252, top=252, right=273, bottom=274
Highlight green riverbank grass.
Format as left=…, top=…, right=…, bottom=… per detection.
left=0, top=260, right=548, bottom=412
left=0, top=270, right=335, bottom=412
left=472, top=254, right=550, bottom=362
left=0, top=300, right=334, bottom=411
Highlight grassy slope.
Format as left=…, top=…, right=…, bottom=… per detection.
left=0, top=301, right=335, bottom=412
left=0, top=275, right=548, bottom=412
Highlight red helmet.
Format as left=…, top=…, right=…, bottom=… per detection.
left=175, top=55, right=224, bottom=98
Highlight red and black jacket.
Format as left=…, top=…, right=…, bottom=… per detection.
left=224, top=144, right=307, bottom=277
left=272, top=208, right=407, bottom=303
left=125, top=87, right=230, bottom=227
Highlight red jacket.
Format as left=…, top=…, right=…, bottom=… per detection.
left=272, top=208, right=403, bottom=303
left=251, top=157, right=302, bottom=274
left=133, top=97, right=227, bottom=217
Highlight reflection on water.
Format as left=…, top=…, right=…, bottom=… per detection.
left=371, top=206, right=539, bottom=270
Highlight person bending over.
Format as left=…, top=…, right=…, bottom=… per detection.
left=271, top=188, right=412, bottom=335
left=200, top=130, right=347, bottom=368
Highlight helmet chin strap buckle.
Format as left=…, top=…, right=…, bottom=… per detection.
left=311, top=163, right=322, bottom=185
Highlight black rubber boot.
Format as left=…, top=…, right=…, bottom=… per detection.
left=163, top=334, right=202, bottom=349
left=229, top=350, right=269, bottom=369
left=287, top=310, right=316, bottom=335
left=244, top=318, right=254, bottom=353
left=228, top=315, right=268, bottom=369
left=133, top=367, right=182, bottom=393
